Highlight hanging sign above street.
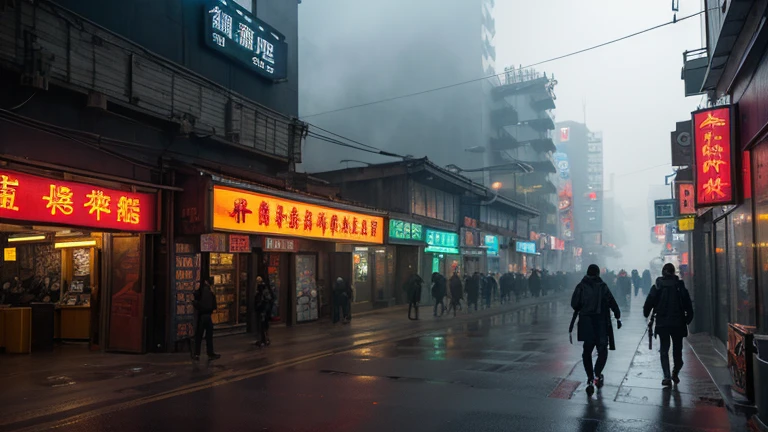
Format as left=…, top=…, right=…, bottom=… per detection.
left=692, top=106, right=736, bottom=207
left=677, top=182, right=695, bottom=215
left=654, top=199, right=678, bottom=225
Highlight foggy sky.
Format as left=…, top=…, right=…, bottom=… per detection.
left=297, top=0, right=704, bottom=271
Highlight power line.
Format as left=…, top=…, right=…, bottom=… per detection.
left=301, top=9, right=707, bottom=119
left=306, top=130, right=408, bottom=159
left=308, top=123, right=381, bottom=151
left=615, top=163, right=672, bottom=178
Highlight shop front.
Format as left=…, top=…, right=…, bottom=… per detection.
left=460, top=221, right=486, bottom=276
left=484, top=234, right=501, bottom=274
left=515, top=240, right=538, bottom=275
left=172, top=176, right=384, bottom=342
left=0, top=168, right=159, bottom=354
left=423, top=228, right=460, bottom=288
left=388, top=218, right=425, bottom=305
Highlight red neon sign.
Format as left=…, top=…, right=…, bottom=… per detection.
left=0, top=169, right=157, bottom=232
left=743, top=151, right=752, bottom=200
left=678, top=183, right=695, bottom=215
left=693, top=106, right=734, bottom=207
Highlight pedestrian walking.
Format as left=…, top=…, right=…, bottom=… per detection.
left=467, top=272, right=481, bottom=312
left=431, top=272, right=447, bottom=317
left=447, top=272, right=463, bottom=317
left=631, top=270, right=641, bottom=297
left=499, top=272, right=512, bottom=304
left=254, top=276, right=275, bottom=347
left=616, top=270, right=632, bottom=308
left=641, top=269, right=652, bottom=294
left=332, top=277, right=351, bottom=324
left=571, top=264, right=621, bottom=396
left=481, top=273, right=494, bottom=309
left=193, top=277, right=220, bottom=361
left=643, top=263, right=694, bottom=387
left=406, top=273, right=423, bottom=320
left=529, top=269, right=541, bottom=298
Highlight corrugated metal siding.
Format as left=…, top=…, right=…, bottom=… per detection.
left=0, top=1, right=303, bottom=162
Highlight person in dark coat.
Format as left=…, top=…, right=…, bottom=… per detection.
left=447, top=273, right=463, bottom=316
left=254, top=276, right=275, bottom=347
left=528, top=270, right=541, bottom=298
left=643, top=263, right=694, bottom=386
left=406, top=273, right=423, bottom=320
left=631, top=270, right=642, bottom=297
left=616, top=270, right=632, bottom=308
left=482, top=273, right=495, bottom=309
left=332, top=277, right=351, bottom=324
left=466, top=273, right=481, bottom=312
left=499, top=272, right=512, bottom=304
left=431, top=272, right=447, bottom=317
left=641, top=269, right=652, bottom=294
left=571, top=264, right=621, bottom=395
left=193, top=277, right=220, bottom=361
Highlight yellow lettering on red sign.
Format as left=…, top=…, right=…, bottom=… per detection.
left=117, top=196, right=141, bottom=225
left=43, top=184, right=74, bottom=215
left=84, top=190, right=112, bottom=221
left=0, top=174, right=19, bottom=211
left=212, top=185, right=384, bottom=244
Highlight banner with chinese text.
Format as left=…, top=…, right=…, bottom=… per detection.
left=0, top=169, right=157, bottom=232
left=212, top=185, right=384, bottom=244
left=693, top=106, right=735, bottom=207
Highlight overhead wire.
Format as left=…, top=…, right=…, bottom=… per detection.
left=301, top=9, right=709, bottom=119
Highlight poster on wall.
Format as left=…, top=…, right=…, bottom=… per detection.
left=172, top=243, right=200, bottom=345
left=295, top=254, right=317, bottom=322
left=728, top=323, right=756, bottom=401
left=267, top=253, right=281, bottom=321
left=108, top=236, right=144, bottom=353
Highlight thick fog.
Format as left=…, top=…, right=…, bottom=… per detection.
left=298, top=0, right=704, bottom=271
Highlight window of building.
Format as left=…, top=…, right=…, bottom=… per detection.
left=729, top=204, right=755, bottom=326
left=411, top=182, right=457, bottom=224
left=714, top=218, right=729, bottom=344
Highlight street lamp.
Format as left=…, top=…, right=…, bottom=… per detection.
left=481, top=181, right=503, bottom=205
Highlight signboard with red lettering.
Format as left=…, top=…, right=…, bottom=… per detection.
left=229, top=234, right=250, bottom=253
left=677, top=182, right=695, bottom=215
left=693, top=106, right=736, bottom=207
left=0, top=169, right=157, bottom=232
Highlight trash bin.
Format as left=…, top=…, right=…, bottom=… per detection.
left=754, top=335, right=768, bottom=427
left=728, top=323, right=756, bottom=402
left=30, top=303, right=55, bottom=352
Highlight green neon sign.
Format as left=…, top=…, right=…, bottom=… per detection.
left=389, top=219, right=424, bottom=241
left=424, top=229, right=459, bottom=254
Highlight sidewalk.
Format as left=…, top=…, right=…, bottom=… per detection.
left=0, top=293, right=567, bottom=432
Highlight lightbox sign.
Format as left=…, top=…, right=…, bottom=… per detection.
left=388, top=219, right=423, bottom=242
left=484, top=235, right=499, bottom=256
left=0, top=169, right=158, bottom=232
left=693, top=106, right=735, bottom=207
left=677, top=183, right=695, bottom=215
left=516, top=241, right=537, bottom=254
left=212, top=185, right=384, bottom=244
left=654, top=199, right=678, bottom=225
left=205, top=0, right=288, bottom=81
left=424, top=229, right=459, bottom=254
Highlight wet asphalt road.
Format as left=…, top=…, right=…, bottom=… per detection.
left=7, top=294, right=744, bottom=432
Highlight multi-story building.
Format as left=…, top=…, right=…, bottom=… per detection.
left=554, top=121, right=605, bottom=268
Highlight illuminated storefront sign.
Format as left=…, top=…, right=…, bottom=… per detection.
left=263, top=236, right=297, bottom=252
left=560, top=127, right=570, bottom=142
left=424, top=229, right=459, bottom=254
left=484, top=235, right=499, bottom=256
left=677, top=183, right=695, bottom=215
left=0, top=169, right=157, bottom=232
left=693, top=106, right=735, bottom=207
left=516, top=241, right=537, bottom=254
left=212, top=185, right=384, bottom=244
left=204, top=0, right=287, bottom=80
left=4, top=247, right=16, bottom=261
left=678, top=217, right=695, bottom=232
left=388, top=219, right=423, bottom=242
left=229, top=234, right=250, bottom=252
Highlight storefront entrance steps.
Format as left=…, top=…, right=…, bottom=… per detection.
left=0, top=293, right=567, bottom=431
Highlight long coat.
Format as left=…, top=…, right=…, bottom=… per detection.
left=571, top=276, right=621, bottom=349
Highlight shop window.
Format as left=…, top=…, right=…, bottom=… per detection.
left=353, top=251, right=368, bottom=283
left=729, top=204, right=756, bottom=326
left=210, top=253, right=236, bottom=327
left=295, top=254, right=318, bottom=323
left=755, top=142, right=768, bottom=333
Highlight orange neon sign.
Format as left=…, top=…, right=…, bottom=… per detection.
left=212, top=185, right=384, bottom=244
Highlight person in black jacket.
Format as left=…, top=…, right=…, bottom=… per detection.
left=643, top=263, right=694, bottom=387
left=193, top=277, right=220, bottom=361
left=466, top=273, right=481, bottom=312
left=254, top=276, right=275, bottom=347
left=529, top=270, right=541, bottom=297
left=431, top=272, right=447, bottom=317
left=332, top=277, right=351, bottom=324
left=571, top=264, right=621, bottom=395
left=447, top=273, right=463, bottom=316
left=406, top=273, right=423, bottom=320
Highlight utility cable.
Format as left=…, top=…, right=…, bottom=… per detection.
left=301, top=9, right=708, bottom=119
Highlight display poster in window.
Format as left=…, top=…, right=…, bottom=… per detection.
left=728, top=323, right=756, bottom=401
left=295, top=254, right=317, bottom=322
left=267, top=253, right=281, bottom=321
left=172, top=243, right=200, bottom=344
left=108, top=235, right=144, bottom=353
left=210, top=252, right=236, bottom=326
left=201, top=233, right=227, bottom=252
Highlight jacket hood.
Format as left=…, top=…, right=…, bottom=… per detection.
left=656, top=274, right=679, bottom=283
left=581, top=275, right=603, bottom=285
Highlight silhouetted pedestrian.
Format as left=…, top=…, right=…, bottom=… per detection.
left=431, top=272, right=447, bottom=317
left=193, top=277, right=220, bottom=361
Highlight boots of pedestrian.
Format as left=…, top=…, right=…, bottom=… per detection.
left=661, top=378, right=672, bottom=387
left=585, top=379, right=595, bottom=396
left=672, top=371, right=680, bottom=385
left=595, top=374, right=604, bottom=389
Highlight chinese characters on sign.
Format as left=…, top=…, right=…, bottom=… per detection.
left=0, top=170, right=157, bottom=232
left=484, top=235, right=499, bottom=256
left=516, top=241, right=537, bottom=254
left=677, top=183, right=695, bottom=215
left=693, top=106, right=734, bottom=207
left=263, top=237, right=297, bottom=252
left=388, top=219, right=424, bottom=242
left=424, top=229, right=460, bottom=254
left=229, top=234, right=250, bottom=253
left=212, top=185, right=384, bottom=244
left=205, top=0, right=287, bottom=80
